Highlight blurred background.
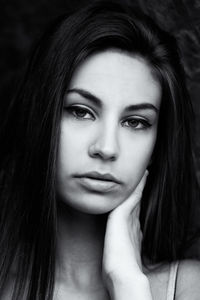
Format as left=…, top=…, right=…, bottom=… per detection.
left=0, top=0, right=200, bottom=254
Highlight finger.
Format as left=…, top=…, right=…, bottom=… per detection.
left=133, top=170, right=149, bottom=198
left=117, top=170, right=148, bottom=215
left=131, top=200, right=141, bottom=218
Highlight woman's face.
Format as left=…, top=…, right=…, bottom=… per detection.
left=56, top=50, right=161, bottom=214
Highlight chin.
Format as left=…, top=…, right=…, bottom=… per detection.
left=57, top=193, right=124, bottom=215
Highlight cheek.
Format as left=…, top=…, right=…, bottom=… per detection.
left=121, top=131, right=157, bottom=188
left=58, top=122, right=88, bottom=165
left=123, top=129, right=156, bottom=161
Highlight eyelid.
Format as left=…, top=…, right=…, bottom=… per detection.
left=65, top=103, right=94, bottom=112
left=125, top=115, right=148, bottom=120
left=122, top=115, right=151, bottom=123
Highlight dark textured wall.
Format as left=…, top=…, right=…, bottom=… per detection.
left=1, top=0, right=200, bottom=254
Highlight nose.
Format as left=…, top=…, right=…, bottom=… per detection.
left=88, top=123, right=119, bottom=161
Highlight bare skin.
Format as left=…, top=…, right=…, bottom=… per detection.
left=3, top=51, right=200, bottom=300
left=53, top=51, right=200, bottom=300
left=3, top=215, right=200, bottom=300
left=54, top=173, right=149, bottom=300
left=53, top=178, right=200, bottom=300
left=54, top=172, right=200, bottom=300
left=54, top=204, right=109, bottom=300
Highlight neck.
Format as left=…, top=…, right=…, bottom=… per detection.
left=56, top=201, right=108, bottom=293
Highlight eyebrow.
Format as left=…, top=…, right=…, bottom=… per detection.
left=67, top=88, right=159, bottom=113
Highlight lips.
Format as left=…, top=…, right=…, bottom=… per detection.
left=74, top=171, right=121, bottom=192
left=76, top=171, right=121, bottom=183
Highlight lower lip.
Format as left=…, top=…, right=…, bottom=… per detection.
left=76, top=177, right=119, bottom=193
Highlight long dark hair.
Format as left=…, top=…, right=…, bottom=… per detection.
left=0, top=1, right=199, bottom=299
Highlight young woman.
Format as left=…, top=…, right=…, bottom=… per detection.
left=0, top=1, right=200, bottom=299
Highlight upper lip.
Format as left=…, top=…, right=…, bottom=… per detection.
left=75, top=171, right=121, bottom=184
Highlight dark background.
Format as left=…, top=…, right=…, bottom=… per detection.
left=0, top=0, right=200, bottom=253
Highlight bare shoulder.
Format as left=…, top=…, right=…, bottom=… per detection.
left=145, top=259, right=200, bottom=300
left=145, top=262, right=170, bottom=300
left=176, top=259, right=200, bottom=300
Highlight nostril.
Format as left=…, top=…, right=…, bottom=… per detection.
left=88, top=144, right=118, bottom=161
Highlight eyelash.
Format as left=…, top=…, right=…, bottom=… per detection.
left=64, top=105, right=152, bottom=130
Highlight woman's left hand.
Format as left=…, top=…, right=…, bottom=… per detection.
left=102, top=170, right=153, bottom=299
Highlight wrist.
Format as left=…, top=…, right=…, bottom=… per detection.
left=105, top=272, right=152, bottom=300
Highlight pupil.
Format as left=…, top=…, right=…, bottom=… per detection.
left=130, top=120, right=138, bottom=126
left=77, top=109, right=86, bottom=117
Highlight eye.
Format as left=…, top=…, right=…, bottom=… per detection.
left=122, top=117, right=151, bottom=130
left=65, top=105, right=95, bottom=120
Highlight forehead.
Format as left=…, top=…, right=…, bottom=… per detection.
left=69, top=50, right=161, bottom=110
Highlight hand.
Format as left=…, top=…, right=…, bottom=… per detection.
left=102, top=170, right=152, bottom=299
